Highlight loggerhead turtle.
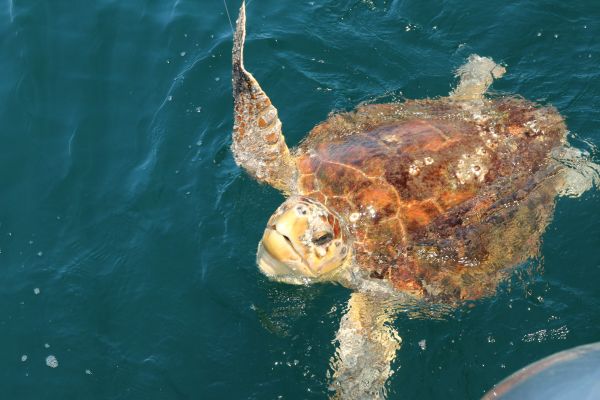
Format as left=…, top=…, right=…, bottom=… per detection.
left=230, top=2, right=598, bottom=398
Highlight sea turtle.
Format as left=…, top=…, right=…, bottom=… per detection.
left=230, top=2, right=598, bottom=398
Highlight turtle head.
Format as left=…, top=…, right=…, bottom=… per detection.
left=257, top=197, right=351, bottom=284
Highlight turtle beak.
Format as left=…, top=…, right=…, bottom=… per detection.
left=261, top=228, right=303, bottom=265
left=257, top=208, right=316, bottom=281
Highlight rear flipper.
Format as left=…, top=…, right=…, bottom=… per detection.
left=552, top=146, right=600, bottom=198
left=450, top=55, right=506, bottom=101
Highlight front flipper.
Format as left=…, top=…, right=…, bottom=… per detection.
left=232, top=2, right=296, bottom=192
left=329, top=292, right=401, bottom=399
left=450, top=54, right=506, bottom=101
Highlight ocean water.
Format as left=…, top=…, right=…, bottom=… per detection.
left=1, top=0, right=599, bottom=399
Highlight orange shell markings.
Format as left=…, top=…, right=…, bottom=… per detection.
left=291, top=99, right=567, bottom=300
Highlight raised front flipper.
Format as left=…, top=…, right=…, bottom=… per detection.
left=232, top=2, right=296, bottom=192
left=450, top=54, right=506, bottom=101
left=329, top=292, right=402, bottom=399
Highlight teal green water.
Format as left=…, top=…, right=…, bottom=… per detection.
left=1, top=0, right=599, bottom=399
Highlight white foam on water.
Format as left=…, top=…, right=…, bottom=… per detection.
left=46, top=355, right=58, bottom=368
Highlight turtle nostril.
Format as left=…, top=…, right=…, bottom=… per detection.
left=296, top=205, right=308, bottom=216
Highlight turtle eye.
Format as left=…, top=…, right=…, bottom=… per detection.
left=312, top=232, right=333, bottom=246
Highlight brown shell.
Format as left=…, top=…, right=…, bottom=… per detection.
left=293, top=97, right=567, bottom=301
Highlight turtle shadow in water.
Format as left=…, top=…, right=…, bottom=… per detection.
left=252, top=284, right=331, bottom=338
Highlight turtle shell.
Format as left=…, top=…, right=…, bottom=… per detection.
left=293, top=97, right=567, bottom=301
